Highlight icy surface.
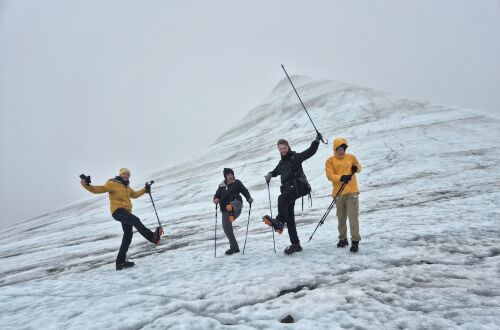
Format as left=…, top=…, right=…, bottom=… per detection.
left=1, top=77, right=499, bottom=329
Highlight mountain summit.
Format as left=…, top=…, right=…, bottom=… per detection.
left=1, top=77, right=499, bottom=329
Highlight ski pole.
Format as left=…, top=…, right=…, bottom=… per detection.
left=214, top=205, right=218, bottom=258
left=267, top=183, right=277, bottom=253
left=242, top=203, right=252, bottom=255
left=308, top=172, right=354, bottom=242
left=281, top=64, right=327, bottom=144
left=145, top=180, right=162, bottom=227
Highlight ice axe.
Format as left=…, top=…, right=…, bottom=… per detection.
left=281, top=64, right=328, bottom=144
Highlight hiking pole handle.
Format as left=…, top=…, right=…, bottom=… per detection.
left=145, top=180, right=154, bottom=191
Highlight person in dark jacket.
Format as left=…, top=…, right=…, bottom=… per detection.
left=263, top=133, right=321, bottom=254
left=213, top=168, right=253, bottom=255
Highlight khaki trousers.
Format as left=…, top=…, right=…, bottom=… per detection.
left=336, top=193, right=361, bottom=242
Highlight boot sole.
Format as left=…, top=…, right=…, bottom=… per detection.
left=262, top=217, right=283, bottom=235
left=284, top=249, right=302, bottom=255
left=154, top=227, right=164, bottom=245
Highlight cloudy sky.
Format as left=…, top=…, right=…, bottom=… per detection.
left=0, top=0, right=499, bottom=228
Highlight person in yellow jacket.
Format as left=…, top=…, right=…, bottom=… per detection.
left=325, top=138, right=362, bottom=252
left=80, top=168, right=163, bottom=270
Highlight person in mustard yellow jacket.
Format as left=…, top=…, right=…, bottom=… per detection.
left=80, top=168, right=163, bottom=270
left=325, top=138, right=362, bottom=252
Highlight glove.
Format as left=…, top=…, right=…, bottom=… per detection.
left=315, top=132, right=323, bottom=142
left=247, top=197, right=254, bottom=204
left=264, top=173, right=272, bottom=184
left=351, top=165, right=358, bottom=173
left=79, top=174, right=91, bottom=185
left=340, top=175, right=351, bottom=183
left=145, top=183, right=151, bottom=193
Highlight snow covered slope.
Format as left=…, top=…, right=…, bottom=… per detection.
left=1, top=76, right=499, bottom=329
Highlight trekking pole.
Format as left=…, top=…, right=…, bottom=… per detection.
left=145, top=181, right=162, bottom=227
left=308, top=172, right=354, bottom=242
left=281, top=64, right=327, bottom=144
left=242, top=203, right=252, bottom=255
left=214, top=205, right=218, bottom=258
left=267, top=183, right=277, bottom=253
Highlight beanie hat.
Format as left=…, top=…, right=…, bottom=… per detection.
left=223, top=168, right=234, bottom=178
left=119, top=168, right=131, bottom=176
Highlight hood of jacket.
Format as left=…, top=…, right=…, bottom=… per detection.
left=333, top=137, right=348, bottom=158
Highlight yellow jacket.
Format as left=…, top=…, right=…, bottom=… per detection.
left=325, top=138, right=362, bottom=196
left=81, top=178, right=146, bottom=214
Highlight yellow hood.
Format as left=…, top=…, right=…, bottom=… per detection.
left=333, top=137, right=348, bottom=157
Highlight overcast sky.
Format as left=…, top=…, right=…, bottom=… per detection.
left=1, top=0, right=499, bottom=228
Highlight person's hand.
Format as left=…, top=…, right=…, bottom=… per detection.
left=247, top=197, right=254, bottom=204
left=340, top=175, right=351, bottom=183
left=264, top=173, right=272, bottom=184
left=351, top=165, right=358, bottom=173
left=145, top=183, right=151, bottom=193
left=315, top=132, right=323, bottom=142
left=213, top=198, right=220, bottom=205
left=80, top=179, right=87, bottom=186
left=79, top=174, right=91, bottom=185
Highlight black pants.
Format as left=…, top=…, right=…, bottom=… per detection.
left=112, top=208, right=154, bottom=264
left=276, top=187, right=301, bottom=245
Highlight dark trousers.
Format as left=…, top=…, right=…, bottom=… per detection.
left=112, top=208, right=154, bottom=264
left=276, top=189, right=300, bottom=245
left=221, top=200, right=243, bottom=250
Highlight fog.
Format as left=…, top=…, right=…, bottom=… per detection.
left=0, top=0, right=498, bottom=228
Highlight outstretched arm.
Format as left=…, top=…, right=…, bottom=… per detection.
left=129, top=187, right=146, bottom=199
left=297, top=140, right=320, bottom=163
left=81, top=181, right=110, bottom=194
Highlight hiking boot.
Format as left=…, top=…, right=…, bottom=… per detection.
left=116, top=261, right=134, bottom=271
left=337, top=239, right=349, bottom=248
left=350, top=241, right=359, bottom=253
left=284, top=244, right=303, bottom=255
left=225, top=248, right=240, bottom=256
left=153, top=226, right=164, bottom=245
left=262, top=215, right=284, bottom=234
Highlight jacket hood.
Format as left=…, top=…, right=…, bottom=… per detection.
left=333, top=137, right=348, bottom=149
left=333, top=138, right=348, bottom=158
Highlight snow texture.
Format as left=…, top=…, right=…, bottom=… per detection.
left=1, top=76, right=499, bottom=329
